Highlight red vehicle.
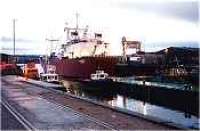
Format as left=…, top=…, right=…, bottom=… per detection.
left=0, top=54, right=22, bottom=75
left=0, top=62, right=18, bottom=75
left=24, top=61, right=39, bottom=80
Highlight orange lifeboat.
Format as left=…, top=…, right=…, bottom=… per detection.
left=24, top=61, right=39, bottom=80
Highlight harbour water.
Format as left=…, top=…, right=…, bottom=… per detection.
left=62, top=79, right=199, bottom=129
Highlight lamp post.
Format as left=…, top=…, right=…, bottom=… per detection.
left=13, top=19, right=16, bottom=56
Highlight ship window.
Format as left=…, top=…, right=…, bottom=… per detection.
left=100, top=74, right=105, bottom=78
left=95, top=33, right=102, bottom=37
left=80, top=40, right=88, bottom=42
left=97, top=41, right=102, bottom=44
left=71, top=31, right=78, bottom=36
left=71, top=39, right=79, bottom=43
left=43, top=76, right=47, bottom=80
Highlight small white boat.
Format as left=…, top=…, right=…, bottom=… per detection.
left=40, top=65, right=60, bottom=84
left=90, top=70, right=109, bottom=81
left=77, top=70, right=114, bottom=91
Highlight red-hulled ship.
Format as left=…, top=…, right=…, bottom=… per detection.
left=49, top=14, right=118, bottom=78
left=50, top=56, right=118, bottom=78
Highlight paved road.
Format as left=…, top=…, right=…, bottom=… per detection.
left=1, top=103, right=27, bottom=130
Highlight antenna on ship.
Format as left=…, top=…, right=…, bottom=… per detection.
left=64, top=22, right=70, bottom=41
left=46, top=38, right=60, bottom=57
left=76, top=12, right=79, bottom=30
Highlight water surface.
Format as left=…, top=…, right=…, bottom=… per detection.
left=62, top=80, right=199, bottom=129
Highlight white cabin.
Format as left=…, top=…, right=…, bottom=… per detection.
left=90, top=70, right=109, bottom=80
left=40, top=65, right=60, bottom=83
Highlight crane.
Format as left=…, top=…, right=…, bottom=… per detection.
left=121, top=36, right=141, bottom=63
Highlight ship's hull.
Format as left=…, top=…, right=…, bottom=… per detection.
left=115, top=63, right=159, bottom=76
left=77, top=79, right=115, bottom=91
left=49, top=56, right=119, bottom=78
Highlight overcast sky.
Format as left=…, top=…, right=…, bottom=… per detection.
left=0, top=0, right=199, bottom=55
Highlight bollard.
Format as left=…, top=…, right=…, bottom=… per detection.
left=143, top=80, right=146, bottom=86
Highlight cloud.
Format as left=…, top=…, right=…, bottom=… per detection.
left=115, top=1, right=198, bottom=23
left=1, top=47, right=30, bottom=51
left=0, top=0, right=198, bottom=55
left=0, top=36, right=33, bottom=43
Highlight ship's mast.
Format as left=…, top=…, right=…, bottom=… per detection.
left=64, top=13, right=86, bottom=42
left=76, top=13, right=79, bottom=30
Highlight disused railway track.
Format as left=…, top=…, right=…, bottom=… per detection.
left=1, top=99, right=36, bottom=130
